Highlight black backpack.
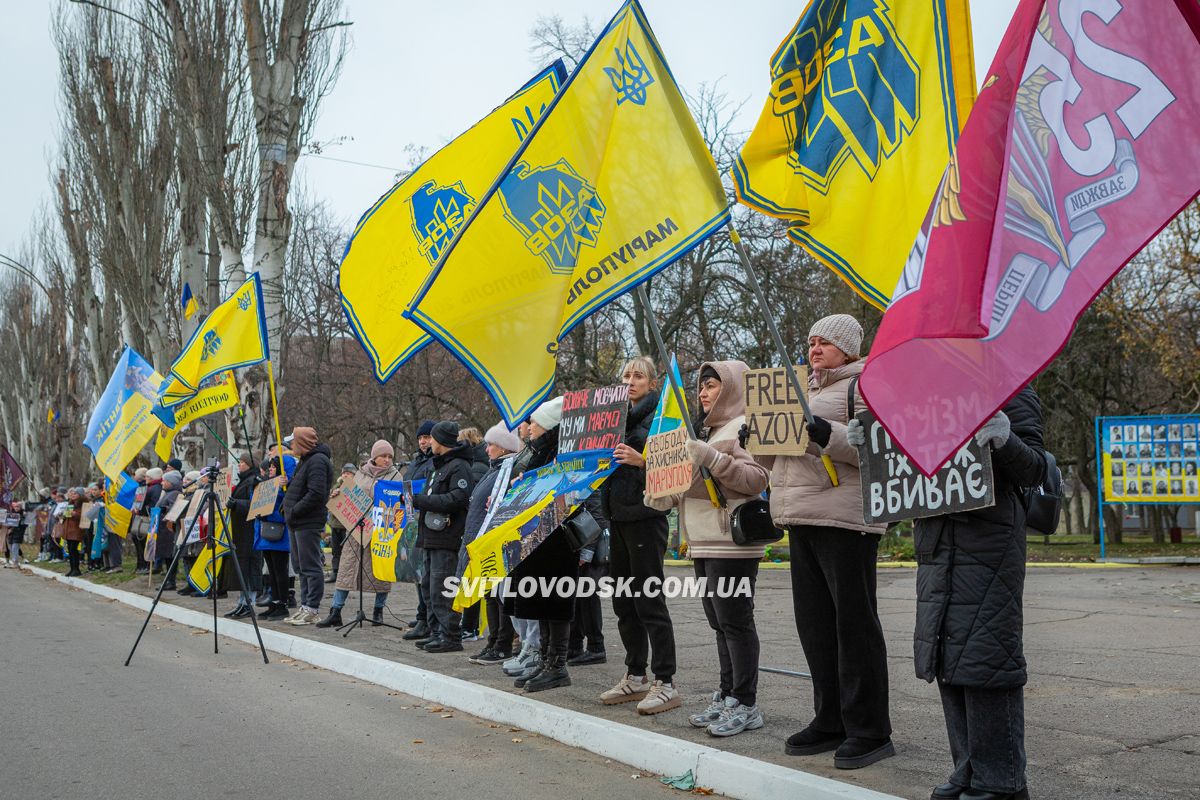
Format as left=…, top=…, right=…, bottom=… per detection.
left=1024, top=451, right=1063, bottom=535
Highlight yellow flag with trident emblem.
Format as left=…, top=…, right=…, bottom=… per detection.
left=159, top=273, right=269, bottom=407
left=405, top=0, right=729, bottom=426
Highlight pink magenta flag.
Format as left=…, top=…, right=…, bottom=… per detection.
left=861, top=0, right=1200, bottom=475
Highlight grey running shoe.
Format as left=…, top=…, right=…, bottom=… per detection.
left=689, top=690, right=726, bottom=728
left=707, top=697, right=764, bottom=738
left=502, top=645, right=538, bottom=676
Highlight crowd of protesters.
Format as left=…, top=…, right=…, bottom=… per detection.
left=2, top=313, right=1045, bottom=800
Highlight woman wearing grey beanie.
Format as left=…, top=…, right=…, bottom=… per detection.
left=766, top=313, right=894, bottom=769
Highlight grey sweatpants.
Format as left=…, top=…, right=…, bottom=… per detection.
left=292, top=527, right=326, bottom=610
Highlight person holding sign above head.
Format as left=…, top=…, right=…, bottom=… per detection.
left=644, top=361, right=771, bottom=737
left=411, top=421, right=477, bottom=653
left=599, top=356, right=680, bottom=714
left=768, top=314, right=894, bottom=769
left=904, top=388, right=1046, bottom=800
left=316, top=440, right=402, bottom=630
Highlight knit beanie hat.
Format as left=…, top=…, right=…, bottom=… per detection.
left=134, top=467, right=148, bottom=480
left=184, top=470, right=201, bottom=485
left=370, top=439, right=394, bottom=460
left=147, top=467, right=163, bottom=481
left=162, top=470, right=182, bottom=487
left=290, top=426, right=318, bottom=457
left=431, top=421, right=460, bottom=448
left=484, top=422, right=522, bottom=454
left=416, top=419, right=436, bottom=437
left=167, top=458, right=183, bottom=472
left=808, top=314, right=863, bottom=359
left=342, top=463, right=357, bottom=474
left=530, top=396, right=564, bottom=431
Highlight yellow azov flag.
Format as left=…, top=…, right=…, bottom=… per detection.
left=160, top=273, right=268, bottom=406
left=732, top=0, right=976, bottom=308
left=340, top=65, right=566, bottom=382
left=187, top=507, right=230, bottom=594
left=406, top=0, right=729, bottom=426
left=452, top=502, right=530, bottom=627
left=154, top=372, right=240, bottom=462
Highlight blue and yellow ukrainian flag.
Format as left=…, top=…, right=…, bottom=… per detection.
left=103, top=473, right=138, bottom=539
left=159, top=273, right=268, bottom=407
left=181, top=282, right=198, bottom=321
left=733, top=0, right=976, bottom=308
left=647, top=355, right=688, bottom=438
left=406, top=0, right=730, bottom=426
left=84, top=346, right=176, bottom=484
left=47, top=407, right=59, bottom=424
left=340, top=63, right=566, bottom=383
left=153, top=372, right=240, bottom=462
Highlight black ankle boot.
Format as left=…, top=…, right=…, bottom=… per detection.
left=524, top=655, right=570, bottom=692
left=315, top=608, right=343, bottom=628
left=371, top=607, right=384, bottom=626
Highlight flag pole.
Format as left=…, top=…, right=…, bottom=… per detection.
left=633, top=283, right=726, bottom=508
left=265, top=359, right=286, bottom=478
left=726, top=221, right=840, bottom=488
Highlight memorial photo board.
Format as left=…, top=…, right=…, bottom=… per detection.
left=1100, top=414, right=1200, bottom=503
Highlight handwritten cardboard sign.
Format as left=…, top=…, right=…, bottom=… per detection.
left=856, top=410, right=995, bottom=524
left=329, top=480, right=374, bottom=533
left=559, top=384, right=630, bottom=455
left=164, top=495, right=190, bottom=523
left=644, top=427, right=692, bottom=500
left=743, top=366, right=811, bottom=456
left=247, top=476, right=283, bottom=520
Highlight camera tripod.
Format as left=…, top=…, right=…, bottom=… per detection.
left=125, top=468, right=269, bottom=665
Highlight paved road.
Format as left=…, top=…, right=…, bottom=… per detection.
left=0, top=569, right=676, bottom=800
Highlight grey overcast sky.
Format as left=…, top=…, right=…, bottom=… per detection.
left=0, top=0, right=1021, bottom=259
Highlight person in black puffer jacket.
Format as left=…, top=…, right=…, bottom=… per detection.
left=412, top=421, right=477, bottom=653
left=282, top=426, right=334, bottom=625
left=912, top=387, right=1045, bottom=800
left=221, top=453, right=261, bottom=618
left=598, top=355, right=678, bottom=714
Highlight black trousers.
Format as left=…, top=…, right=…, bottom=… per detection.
left=695, top=557, right=760, bottom=707
left=538, top=618, right=571, bottom=661
left=132, top=532, right=149, bottom=570
left=789, top=525, right=891, bottom=739
left=462, top=601, right=480, bottom=635
left=570, top=560, right=607, bottom=654
left=262, top=550, right=290, bottom=605
left=610, top=517, right=676, bottom=682
left=938, top=682, right=1026, bottom=793
left=329, top=526, right=347, bottom=576
left=485, top=594, right=515, bottom=656
left=66, top=540, right=81, bottom=573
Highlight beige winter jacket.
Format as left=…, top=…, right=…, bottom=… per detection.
left=645, top=360, right=771, bottom=559
left=766, top=359, right=885, bottom=534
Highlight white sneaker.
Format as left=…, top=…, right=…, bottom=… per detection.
left=288, top=609, right=318, bottom=626
left=600, top=673, right=650, bottom=705
left=706, top=697, right=764, bottom=737
left=689, top=690, right=726, bottom=728
left=502, top=645, right=537, bottom=676
left=635, top=680, right=681, bottom=715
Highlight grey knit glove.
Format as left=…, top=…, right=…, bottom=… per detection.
left=846, top=418, right=866, bottom=449
left=973, top=411, right=1011, bottom=449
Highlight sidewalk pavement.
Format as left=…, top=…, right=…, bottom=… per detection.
left=43, top=562, right=1200, bottom=799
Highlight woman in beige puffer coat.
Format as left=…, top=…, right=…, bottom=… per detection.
left=646, top=360, right=770, bottom=738
left=769, top=314, right=894, bottom=770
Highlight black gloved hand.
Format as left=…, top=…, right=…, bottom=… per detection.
left=807, top=416, right=832, bottom=448
left=225, top=497, right=236, bottom=509
left=737, top=423, right=750, bottom=449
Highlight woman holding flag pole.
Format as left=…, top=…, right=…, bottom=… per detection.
left=767, top=314, right=894, bottom=769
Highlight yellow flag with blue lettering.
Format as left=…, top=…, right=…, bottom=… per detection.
left=154, top=372, right=240, bottom=462
left=84, top=346, right=176, bottom=484
left=187, top=507, right=230, bottom=594
left=340, top=64, right=566, bottom=382
left=159, top=273, right=268, bottom=406
left=733, top=0, right=976, bottom=308
left=406, top=0, right=729, bottom=426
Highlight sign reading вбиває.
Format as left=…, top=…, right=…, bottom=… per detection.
left=856, top=410, right=994, bottom=524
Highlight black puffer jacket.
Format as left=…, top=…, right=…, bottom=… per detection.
left=914, top=387, right=1046, bottom=689
left=404, top=450, right=435, bottom=482
left=601, top=390, right=666, bottom=523
left=282, top=442, right=334, bottom=530
left=413, top=444, right=476, bottom=550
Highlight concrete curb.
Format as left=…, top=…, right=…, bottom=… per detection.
left=26, top=565, right=901, bottom=800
